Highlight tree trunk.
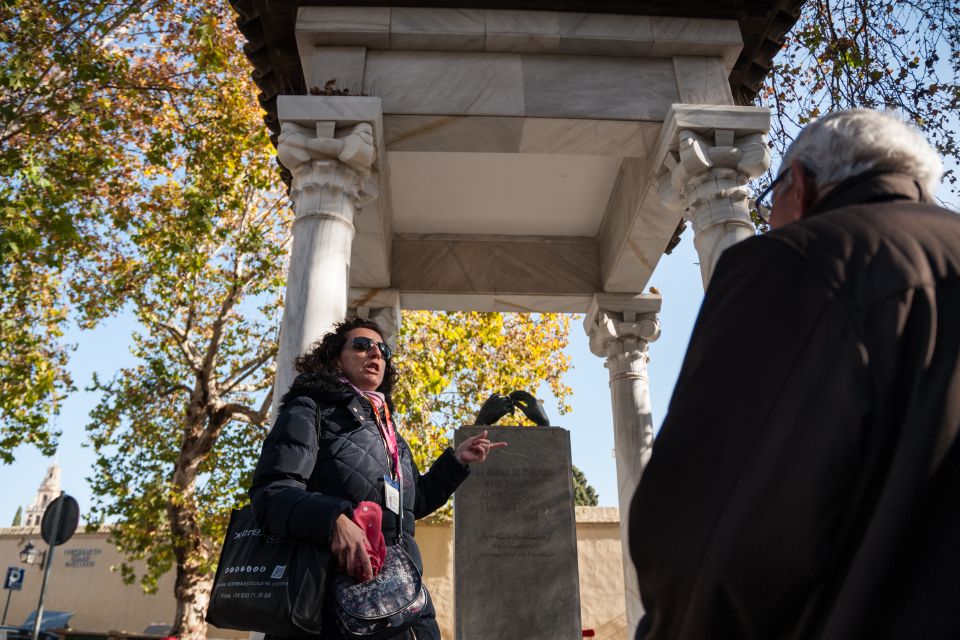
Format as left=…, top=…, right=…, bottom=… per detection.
left=171, top=556, right=214, bottom=640
left=168, top=428, right=214, bottom=640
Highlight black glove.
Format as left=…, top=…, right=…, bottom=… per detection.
left=474, top=393, right=513, bottom=425
left=509, top=390, right=550, bottom=426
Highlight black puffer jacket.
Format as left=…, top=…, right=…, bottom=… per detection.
left=249, top=372, right=469, bottom=569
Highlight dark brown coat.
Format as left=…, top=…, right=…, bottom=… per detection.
left=630, top=172, right=960, bottom=639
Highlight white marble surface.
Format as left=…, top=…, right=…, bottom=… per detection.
left=382, top=115, right=657, bottom=157
left=296, top=6, right=390, bottom=49
left=278, top=95, right=385, bottom=137
left=583, top=297, right=662, bottom=639
left=296, top=8, right=741, bottom=63
left=391, top=234, right=600, bottom=297
left=387, top=151, right=621, bottom=237
left=597, top=157, right=683, bottom=294
left=273, top=161, right=361, bottom=418
left=390, top=8, right=484, bottom=51
left=673, top=57, right=735, bottom=105
left=350, top=195, right=392, bottom=288
left=347, top=288, right=401, bottom=346
left=278, top=95, right=394, bottom=292
left=365, top=51, right=525, bottom=116
left=521, top=55, right=678, bottom=120
left=385, top=115, right=525, bottom=153
left=652, top=104, right=771, bottom=163
left=308, top=47, right=366, bottom=95
left=273, top=98, right=390, bottom=417
left=398, top=292, right=593, bottom=313
left=650, top=17, right=742, bottom=70
left=364, top=50, right=679, bottom=120
left=557, top=12, right=654, bottom=57
left=484, top=10, right=560, bottom=53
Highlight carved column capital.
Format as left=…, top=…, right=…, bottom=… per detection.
left=655, top=127, right=771, bottom=285
left=587, top=308, right=660, bottom=360
left=279, top=121, right=380, bottom=229
left=656, top=128, right=770, bottom=223
left=584, top=293, right=662, bottom=355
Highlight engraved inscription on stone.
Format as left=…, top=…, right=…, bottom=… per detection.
left=454, top=426, right=581, bottom=640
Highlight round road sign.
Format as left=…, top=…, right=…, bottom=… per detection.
left=40, top=495, right=80, bottom=546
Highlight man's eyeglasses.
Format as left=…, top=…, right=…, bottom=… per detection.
left=350, top=336, right=393, bottom=360
left=753, top=170, right=788, bottom=224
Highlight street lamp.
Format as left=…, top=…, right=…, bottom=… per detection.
left=19, top=541, right=45, bottom=566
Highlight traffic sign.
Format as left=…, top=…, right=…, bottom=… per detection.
left=4, top=567, right=24, bottom=591
left=40, top=495, right=79, bottom=546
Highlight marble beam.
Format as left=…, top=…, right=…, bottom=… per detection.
left=382, top=115, right=659, bottom=157
left=597, top=157, right=682, bottom=294
left=296, top=8, right=742, bottom=71
left=390, top=234, right=600, bottom=298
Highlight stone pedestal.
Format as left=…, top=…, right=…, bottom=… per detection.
left=584, top=293, right=661, bottom=638
left=454, top=426, right=581, bottom=640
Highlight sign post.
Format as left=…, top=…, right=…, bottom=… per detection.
left=2, top=567, right=25, bottom=625
left=31, top=493, right=79, bottom=640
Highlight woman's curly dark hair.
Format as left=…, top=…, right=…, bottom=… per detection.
left=293, top=316, right=398, bottom=398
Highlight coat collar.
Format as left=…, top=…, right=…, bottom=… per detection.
left=279, top=372, right=354, bottom=410
left=806, top=170, right=932, bottom=218
left=279, top=372, right=394, bottom=416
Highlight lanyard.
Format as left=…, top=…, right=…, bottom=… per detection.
left=366, top=397, right=402, bottom=483
left=341, top=378, right=402, bottom=482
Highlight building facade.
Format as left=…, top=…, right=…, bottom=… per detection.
left=0, top=508, right=626, bottom=639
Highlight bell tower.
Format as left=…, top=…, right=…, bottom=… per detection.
left=24, top=464, right=60, bottom=527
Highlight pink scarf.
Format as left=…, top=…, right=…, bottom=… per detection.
left=340, top=378, right=401, bottom=481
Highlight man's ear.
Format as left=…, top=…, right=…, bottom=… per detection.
left=792, top=160, right=819, bottom=217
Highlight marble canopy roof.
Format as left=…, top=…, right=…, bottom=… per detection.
left=229, top=0, right=804, bottom=149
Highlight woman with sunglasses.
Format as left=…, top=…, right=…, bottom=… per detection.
left=249, top=316, right=504, bottom=639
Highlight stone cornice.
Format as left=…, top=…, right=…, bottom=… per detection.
left=228, top=0, right=804, bottom=180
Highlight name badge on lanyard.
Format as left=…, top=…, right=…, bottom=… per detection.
left=383, top=475, right=401, bottom=515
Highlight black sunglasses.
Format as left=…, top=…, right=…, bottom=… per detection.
left=349, top=336, right=392, bottom=360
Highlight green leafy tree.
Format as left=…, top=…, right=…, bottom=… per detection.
left=0, top=0, right=172, bottom=458
left=77, top=2, right=287, bottom=639
left=394, top=311, right=573, bottom=475
left=11, top=506, right=22, bottom=527
left=572, top=465, right=599, bottom=507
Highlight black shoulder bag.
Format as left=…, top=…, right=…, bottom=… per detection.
left=205, top=505, right=334, bottom=636
left=206, top=402, right=335, bottom=635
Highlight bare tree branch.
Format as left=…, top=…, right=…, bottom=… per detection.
left=220, top=347, right=277, bottom=395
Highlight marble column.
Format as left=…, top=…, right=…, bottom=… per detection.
left=272, top=120, right=379, bottom=417
left=657, top=128, right=770, bottom=286
left=348, top=288, right=402, bottom=348
left=584, top=293, right=662, bottom=638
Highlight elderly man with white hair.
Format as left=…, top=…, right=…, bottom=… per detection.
left=629, top=109, right=960, bottom=640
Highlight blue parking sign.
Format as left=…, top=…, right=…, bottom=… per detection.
left=4, top=567, right=24, bottom=591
